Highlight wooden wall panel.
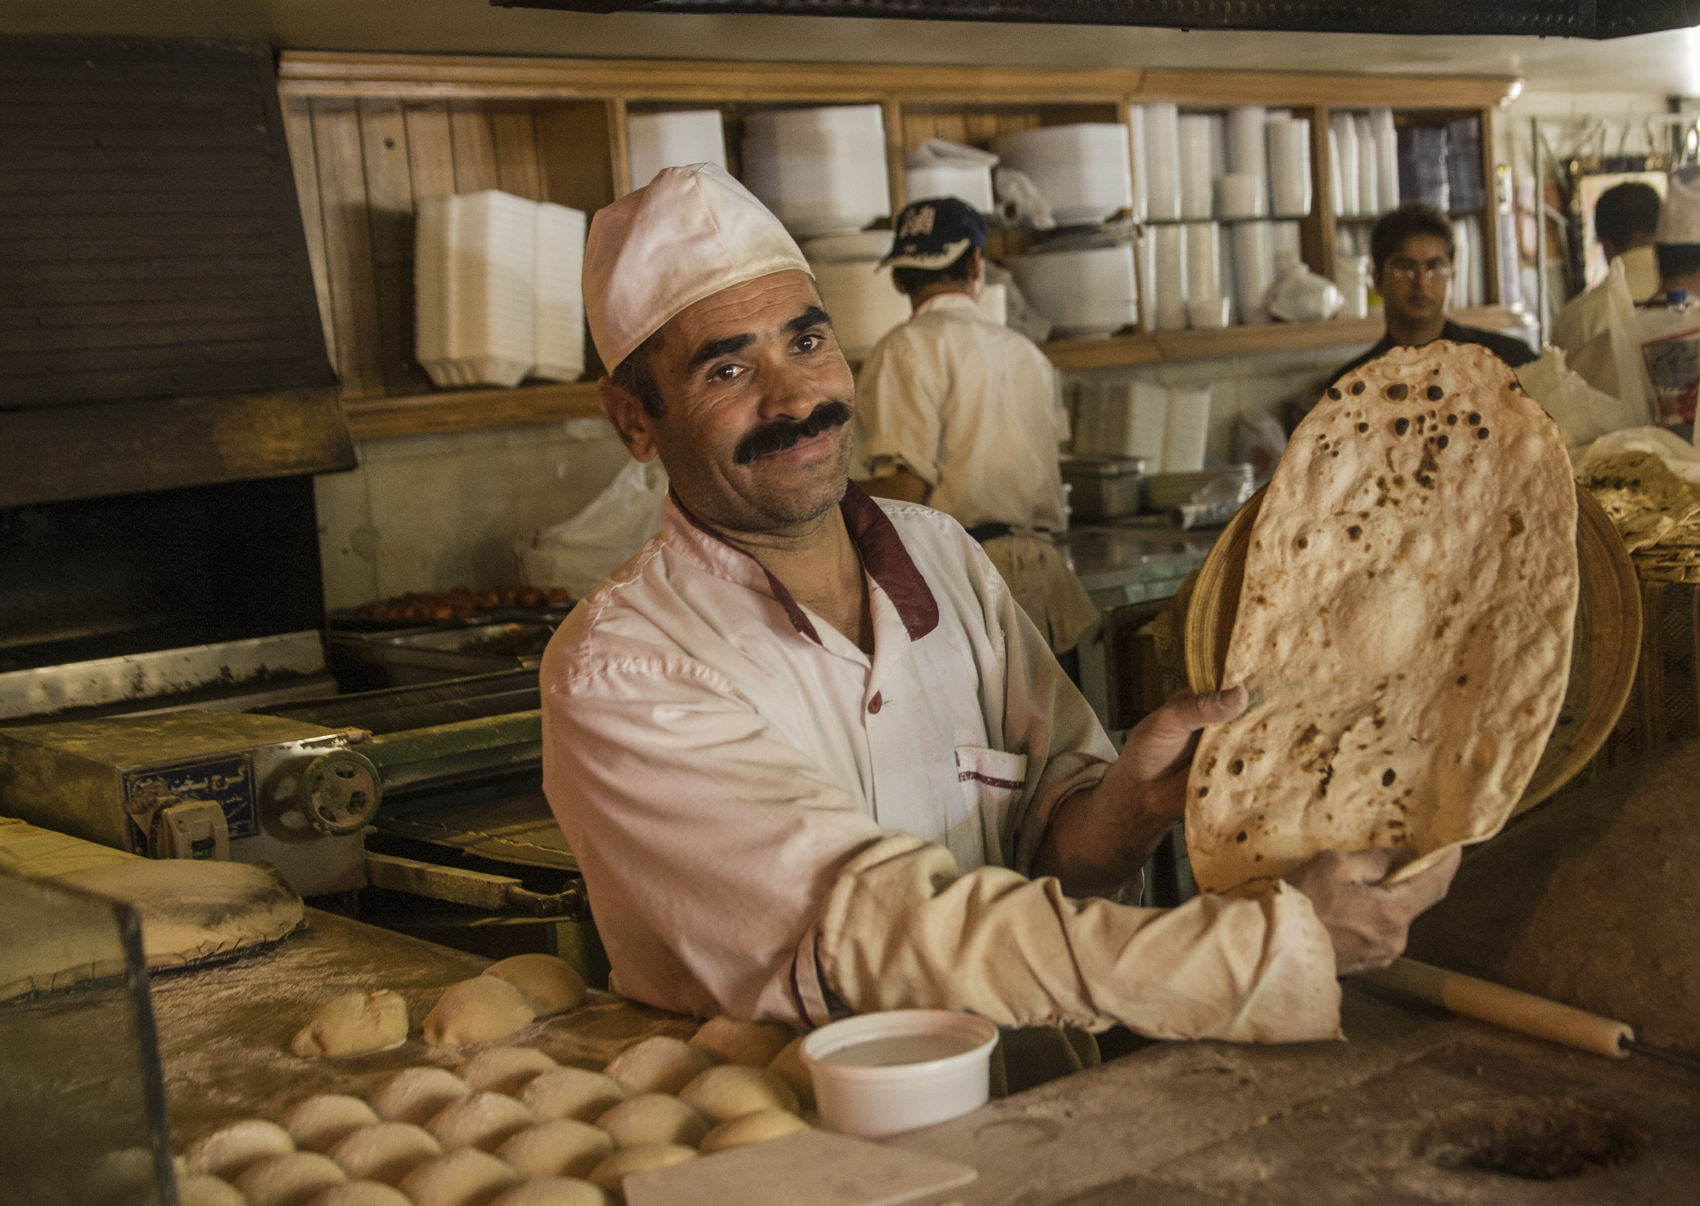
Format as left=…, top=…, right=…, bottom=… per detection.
left=491, top=106, right=545, bottom=200
left=449, top=104, right=500, bottom=192
left=536, top=101, right=618, bottom=214
left=283, top=96, right=339, bottom=373
left=358, top=99, right=432, bottom=395
left=404, top=103, right=457, bottom=199
left=309, top=99, right=385, bottom=399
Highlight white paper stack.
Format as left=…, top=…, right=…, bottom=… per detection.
left=1007, top=242, right=1138, bottom=339
left=904, top=138, right=999, bottom=212
left=1354, top=113, right=1379, bottom=217
left=1152, top=224, right=1188, bottom=331
left=989, top=124, right=1133, bottom=226
left=1162, top=387, right=1211, bottom=473
left=415, top=190, right=537, bottom=388
left=627, top=110, right=728, bottom=191
left=1184, top=221, right=1222, bottom=304
left=1371, top=108, right=1400, bottom=213
left=1230, top=221, right=1275, bottom=325
left=1126, top=106, right=1149, bottom=222
left=1144, top=104, right=1183, bottom=221
left=743, top=105, right=890, bottom=238
left=1178, top=115, right=1215, bottom=220
left=533, top=201, right=587, bottom=382
left=1224, top=106, right=1268, bottom=215
left=1267, top=117, right=1311, bottom=217
left=1330, top=113, right=1360, bottom=217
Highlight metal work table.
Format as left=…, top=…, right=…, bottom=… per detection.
left=894, top=983, right=1700, bottom=1204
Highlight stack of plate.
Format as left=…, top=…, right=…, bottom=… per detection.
left=415, top=190, right=538, bottom=388
left=743, top=105, right=891, bottom=238
left=533, top=202, right=586, bottom=383
left=989, top=124, right=1133, bottom=227
left=803, top=231, right=910, bottom=360
left=1006, top=242, right=1138, bottom=340
left=626, top=110, right=728, bottom=190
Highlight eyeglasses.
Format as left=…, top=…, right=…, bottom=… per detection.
left=1384, top=259, right=1454, bottom=283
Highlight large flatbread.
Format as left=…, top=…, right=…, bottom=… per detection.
left=1186, top=342, right=1579, bottom=893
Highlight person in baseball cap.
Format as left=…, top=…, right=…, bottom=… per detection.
left=857, top=195, right=1100, bottom=658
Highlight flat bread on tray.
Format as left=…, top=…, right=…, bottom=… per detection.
left=1186, top=342, right=1579, bottom=894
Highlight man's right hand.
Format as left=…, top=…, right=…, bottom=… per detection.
left=1284, top=846, right=1461, bottom=976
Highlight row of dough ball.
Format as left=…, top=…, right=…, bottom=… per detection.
left=293, top=956, right=588, bottom=1058
left=184, top=1020, right=812, bottom=1206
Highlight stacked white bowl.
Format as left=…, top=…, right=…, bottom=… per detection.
left=743, top=105, right=891, bottom=238
left=989, top=124, right=1133, bottom=226
left=1007, top=241, right=1138, bottom=340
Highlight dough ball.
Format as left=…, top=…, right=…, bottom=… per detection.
left=699, top=1107, right=808, bottom=1153
left=587, top=1145, right=697, bottom=1194
left=688, top=1017, right=794, bottom=1068
left=482, top=954, right=586, bottom=1018
left=601, top=1036, right=719, bottom=1096
left=369, top=1067, right=473, bottom=1125
left=594, top=1094, right=708, bottom=1149
left=285, top=1094, right=381, bottom=1153
left=327, top=1122, right=442, bottom=1185
left=489, top=1179, right=609, bottom=1206
left=186, top=1119, right=297, bottom=1179
left=678, top=1065, right=798, bottom=1125
left=457, top=1046, right=559, bottom=1095
left=398, top=1148, right=523, bottom=1206
left=292, top=991, right=409, bottom=1058
left=178, top=1173, right=246, bottom=1206
left=426, top=1091, right=540, bottom=1152
left=496, top=1119, right=614, bottom=1179
left=308, top=1184, right=414, bottom=1206
left=235, top=1151, right=347, bottom=1206
left=519, top=1067, right=629, bottom=1123
left=424, top=978, right=536, bottom=1047
left=766, top=1036, right=815, bottom=1109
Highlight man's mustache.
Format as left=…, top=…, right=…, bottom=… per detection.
left=733, top=400, right=854, bottom=465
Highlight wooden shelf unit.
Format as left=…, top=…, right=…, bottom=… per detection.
left=278, top=52, right=1520, bottom=438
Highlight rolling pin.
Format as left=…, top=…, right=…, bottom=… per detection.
left=1356, top=957, right=1633, bottom=1058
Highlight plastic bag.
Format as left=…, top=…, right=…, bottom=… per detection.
left=1232, top=410, right=1290, bottom=486
left=1549, top=257, right=1655, bottom=426
left=1574, top=425, right=1700, bottom=486
left=1517, top=346, right=1645, bottom=445
left=1266, top=253, right=1344, bottom=323
left=992, top=168, right=1056, bottom=231
left=516, top=458, right=668, bottom=598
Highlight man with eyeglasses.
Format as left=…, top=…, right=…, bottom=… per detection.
left=1328, top=202, right=1536, bottom=387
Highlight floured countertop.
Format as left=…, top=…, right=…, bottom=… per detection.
left=149, top=907, right=696, bottom=1147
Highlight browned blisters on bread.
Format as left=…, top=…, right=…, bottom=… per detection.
left=1477, top=426, right=1490, bottom=439
left=1230, top=759, right=1244, bottom=775
left=1327, top=386, right=1342, bottom=400
left=1357, top=421, right=1369, bottom=432
left=1457, top=674, right=1468, bottom=687
left=1347, top=525, right=1362, bottom=540
left=1198, top=786, right=1209, bottom=797
left=1427, top=385, right=1445, bottom=401
left=1394, top=417, right=1410, bottom=435
left=1382, top=768, right=1397, bottom=786
left=1467, top=412, right=1481, bottom=425
left=1437, top=434, right=1449, bottom=449
left=1295, top=535, right=1308, bottom=550
left=1447, top=413, right=1458, bottom=425
left=1385, top=383, right=1409, bottom=401
left=1508, top=509, right=1525, bottom=537
left=1297, top=724, right=1320, bottom=746
left=1236, top=830, right=1247, bottom=842
left=1350, top=380, right=1366, bottom=395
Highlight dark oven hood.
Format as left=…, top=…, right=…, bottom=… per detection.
left=494, top=0, right=1700, bottom=38
left=0, top=35, right=354, bottom=510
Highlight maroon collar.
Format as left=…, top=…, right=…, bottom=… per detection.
left=671, top=483, right=939, bottom=647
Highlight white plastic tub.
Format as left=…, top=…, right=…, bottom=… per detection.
left=800, top=1010, right=999, bottom=1139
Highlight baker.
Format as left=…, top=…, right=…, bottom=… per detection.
left=1328, top=202, right=1535, bottom=387
left=851, top=196, right=1099, bottom=661
left=543, top=163, right=1458, bottom=1041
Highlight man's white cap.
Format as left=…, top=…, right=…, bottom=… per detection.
left=1656, top=166, right=1700, bottom=245
left=583, top=162, right=810, bottom=372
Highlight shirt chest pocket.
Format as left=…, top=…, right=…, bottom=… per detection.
left=954, top=745, right=1029, bottom=870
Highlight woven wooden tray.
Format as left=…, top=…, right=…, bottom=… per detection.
left=1183, top=482, right=1641, bottom=816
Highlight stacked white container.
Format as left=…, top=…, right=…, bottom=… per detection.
left=989, top=124, right=1133, bottom=225
left=743, top=105, right=890, bottom=237
left=533, top=202, right=587, bottom=382
left=415, top=190, right=539, bottom=389
left=1177, top=115, right=1215, bottom=220
left=626, top=110, right=728, bottom=190
left=1007, top=242, right=1138, bottom=339
left=1267, top=116, right=1312, bottom=217
left=1143, top=104, right=1183, bottom=221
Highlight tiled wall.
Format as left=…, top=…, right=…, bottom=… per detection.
left=313, top=418, right=633, bottom=610
left=1062, top=341, right=1372, bottom=468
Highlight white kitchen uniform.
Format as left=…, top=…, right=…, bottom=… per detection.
left=542, top=485, right=1342, bottom=1041
left=852, top=293, right=1100, bottom=653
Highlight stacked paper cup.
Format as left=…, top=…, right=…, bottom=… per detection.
left=1126, top=106, right=1149, bottom=221
left=1371, top=108, right=1401, bottom=212
left=1184, top=222, right=1228, bottom=328
left=1143, top=103, right=1183, bottom=221
left=1354, top=113, right=1379, bottom=217
left=415, top=190, right=538, bottom=388
left=626, top=110, right=728, bottom=190
left=1152, top=224, right=1188, bottom=331
left=1215, top=173, right=1264, bottom=220
left=743, top=105, right=890, bottom=238
left=1224, top=106, right=1269, bottom=215
left=533, top=202, right=587, bottom=382
left=1266, top=116, right=1311, bottom=217
left=1177, top=115, right=1215, bottom=220
left=1230, top=221, right=1276, bottom=324
left=1330, top=113, right=1360, bottom=217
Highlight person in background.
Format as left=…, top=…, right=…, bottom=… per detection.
left=1329, top=202, right=1536, bottom=386
left=1550, top=181, right=1663, bottom=360
left=851, top=197, right=1099, bottom=662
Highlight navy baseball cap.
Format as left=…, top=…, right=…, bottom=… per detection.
left=880, top=196, right=988, bottom=270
